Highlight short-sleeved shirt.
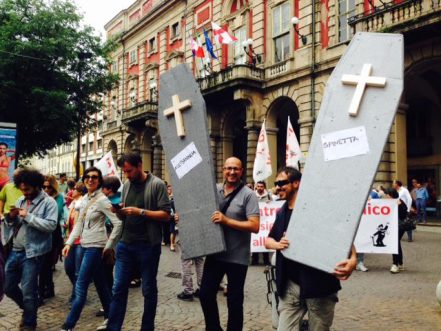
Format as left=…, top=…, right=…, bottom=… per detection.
left=121, top=174, right=170, bottom=245
left=0, top=183, right=23, bottom=214
left=213, top=183, right=260, bottom=266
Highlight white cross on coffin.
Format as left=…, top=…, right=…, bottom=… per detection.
left=163, top=95, right=192, bottom=137
left=341, top=63, right=387, bottom=117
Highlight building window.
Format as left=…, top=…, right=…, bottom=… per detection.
left=234, top=27, right=247, bottom=64
left=112, top=61, right=118, bottom=72
left=129, top=49, right=137, bottom=64
left=338, top=0, right=356, bottom=42
left=129, top=87, right=137, bottom=107
left=171, top=22, right=180, bottom=39
left=89, top=141, right=94, bottom=152
left=273, top=2, right=290, bottom=63
left=149, top=37, right=156, bottom=53
left=81, top=144, right=86, bottom=152
left=97, top=139, right=103, bottom=149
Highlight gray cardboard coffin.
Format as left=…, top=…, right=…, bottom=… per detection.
left=158, top=63, right=225, bottom=259
left=282, top=32, right=404, bottom=273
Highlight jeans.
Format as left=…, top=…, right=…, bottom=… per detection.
left=64, top=247, right=111, bottom=329
left=64, top=244, right=84, bottom=302
left=5, top=251, right=43, bottom=328
left=277, top=280, right=337, bottom=331
left=199, top=256, right=248, bottom=331
left=393, top=229, right=405, bottom=265
left=416, top=199, right=427, bottom=222
left=107, top=241, right=161, bottom=331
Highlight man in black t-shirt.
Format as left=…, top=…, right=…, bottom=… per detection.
left=265, top=167, right=356, bottom=331
left=104, top=152, right=170, bottom=331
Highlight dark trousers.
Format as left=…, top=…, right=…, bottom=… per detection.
left=38, top=251, right=54, bottom=299
left=199, top=257, right=248, bottom=331
left=161, top=222, right=170, bottom=245
left=393, top=229, right=405, bottom=265
left=107, top=241, right=161, bottom=331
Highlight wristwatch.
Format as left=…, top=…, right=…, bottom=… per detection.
left=140, top=209, right=146, bottom=217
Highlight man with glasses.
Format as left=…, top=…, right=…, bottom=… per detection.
left=104, top=152, right=170, bottom=331
left=3, top=168, right=58, bottom=330
left=199, top=157, right=260, bottom=331
left=265, top=167, right=357, bottom=331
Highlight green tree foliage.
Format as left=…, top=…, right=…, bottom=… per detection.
left=0, top=0, right=117, bottom=158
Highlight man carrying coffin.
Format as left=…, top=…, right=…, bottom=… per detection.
left=199, top=157, right=260, bottom=331
left=265, top=167, right=356, bottom=331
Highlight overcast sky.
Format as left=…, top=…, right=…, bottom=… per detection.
left=73, top=0, right=135, bottom=38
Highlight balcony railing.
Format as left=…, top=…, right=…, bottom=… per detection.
left=266, top=60, right=290, bottom=79
left=197, top=64, right=265, bottom=92
left=348, top=0, right=438, bottom=32
left=122, top=100, right=158, bottom=123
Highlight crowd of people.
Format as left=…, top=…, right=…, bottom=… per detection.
left=0, top=152, right=433, bottom=331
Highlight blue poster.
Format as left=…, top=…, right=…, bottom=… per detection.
left=0, top=123, right=17, bottom=190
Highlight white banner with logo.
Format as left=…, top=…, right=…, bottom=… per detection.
left=95, top=151, right=121, bottom=182
left=251, top=200, right=285, bottom=253
left=354, top=199, right=398, bottom=254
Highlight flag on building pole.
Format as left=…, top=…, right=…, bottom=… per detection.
left=211, top=22, right=238, bottom=45
left=203, top=29, right=217, bottom=59
left=253, top=120, right=272, bottom=182
left=286, top=116, right=301, bottom=169
left=195, top=35, right=205, bottom=58
left=189, top=37, right=197, bottom=57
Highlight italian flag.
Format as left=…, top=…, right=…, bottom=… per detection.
left=211, top=22, right=237, bottom=45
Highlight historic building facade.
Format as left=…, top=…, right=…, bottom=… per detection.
left=101, top=0, right=441, bottom=192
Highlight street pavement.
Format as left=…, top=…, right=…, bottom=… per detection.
left=0, top=226, right=441, bottom=331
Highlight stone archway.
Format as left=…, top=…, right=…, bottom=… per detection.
left=266, top=96, right=300, bottom=182
left=124, top=134, right=136, bottom=154
left=403, top=56, right=441, bottom=210
left=221, top=104, right=247, bottom=178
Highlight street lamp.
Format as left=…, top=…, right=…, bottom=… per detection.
left=242, top=38, right=261, bottom=66
left=291, top=17, right=307, bottom=45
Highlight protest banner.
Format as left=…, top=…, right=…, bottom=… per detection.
left=251, top=200, right=285, bottom=253
left=354, top=199, right=398, bottom=254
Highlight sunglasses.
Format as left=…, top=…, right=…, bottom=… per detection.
left=84, top=175, right=99, bottom=181
left=274, top=180, right=291, bottom=187
left=43, top=185, right=52, bottom=189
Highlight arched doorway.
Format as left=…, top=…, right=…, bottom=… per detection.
left=267, top=96, right=301, bottom=180
left=222, top=105, right=247, bottom=177
left=404, top=58, right=441, bottom=211
left=124, top=134, right=136, bottom=154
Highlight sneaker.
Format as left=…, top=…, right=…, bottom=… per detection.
left=398, top=264, right=405, bottom=271
left=129, top=279, right=141, bottom=288
left=390, top=264, right=400, bottom=274
left=61, top=323, right=73, bottom=331
left=170, top=244, right=175, bottom=252
left=193, top=288, right=200, bottom=298
left=177, top=292, right=194, bottom=301
left=95, top=308, right=105, bottom=317
left=96, top=319, right=108, bottom=331
left=356, top=262, right=368, bottom=272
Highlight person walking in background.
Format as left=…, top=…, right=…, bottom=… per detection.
left=63, top=182, right=87, bottom=305
left=61, top=167, right=122, bottom=331
left=4, top=168, right=58, bottom=330
left=415, top=180, right=429, bottom=224
left=167, top=185, right=177, bottom=252
left=393, top=180, right=413, bottom=242
left=38, top=175, right=67, bottom=305
left=383, top=188, right=408, bottom=274
left=65, top=179, right=77, bottom=208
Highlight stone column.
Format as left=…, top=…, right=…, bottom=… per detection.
left=245, top=124, right=259, bottom=184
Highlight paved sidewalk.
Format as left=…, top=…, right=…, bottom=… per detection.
left=0, top=226, right=440, bottom=330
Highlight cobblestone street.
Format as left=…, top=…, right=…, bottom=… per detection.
left=0, top=226, right=440, bottom=331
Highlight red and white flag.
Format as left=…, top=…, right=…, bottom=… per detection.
left=95, top=151, right=121, bottom=183
left=253, top=121, right=272, bottom=182
left=195, top=35, right=205, bottom=58
left=211, top=22, right=237, bottom=45
left=286, top=116, right=301, bottom=169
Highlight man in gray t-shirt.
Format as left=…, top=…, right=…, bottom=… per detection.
left=199, top=157, right=260, bottom=331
